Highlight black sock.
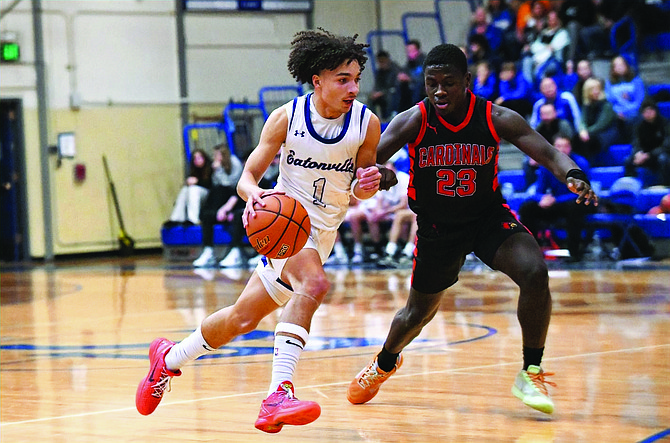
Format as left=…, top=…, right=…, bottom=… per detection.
left=523, top=346, right=544, bottom=370
left=377, top=346, right=400, bottom=372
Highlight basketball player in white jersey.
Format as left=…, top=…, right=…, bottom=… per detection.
left=136, top=29, right=386, bottom=433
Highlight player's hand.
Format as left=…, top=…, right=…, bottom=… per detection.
left=242, top=188, right=284, bottom=228
left=568, top=178, right=599, bottom=206
left=378, top=166, right=398, bottom=190
left=356, top=166, right=381, bottom=191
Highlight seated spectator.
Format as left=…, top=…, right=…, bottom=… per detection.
left=472, top=60, right=498, bottom=100
left=575, top=77, right=619, bottom=163
left=516, top=0, right=551, bottom=48
left=391, top=40, right=426, bottom=114
left=494, top=61, right=533, bottom=118
left=524, top=102, right=574, bottom=189
left=522, top=10, right=570, bottom=87
left=530, top=76, right=584, bottom=133
left=519, top=135, right=594, bottom=262
left=557, top=0, right=604, bottom=63
left=624, top=100, right=670, bottom=187
left=165, top=148, right=212, bottom=227
left=536, top=102, right=575, bottom=143
left=378, top=209, right=417, bottom=268
left=605, top=55, right=646, bottom=143
left=466, top=34, right=501, bottom=73
left=571, top=59, right=594, bottom=107
left=346, top=163, right=409, bottom=264
left=368, top=50, right=402, bottom=121
left=192, top=145, right=245, bottom=268
left=468, top=6, right=504, bottom=57
left=487, top=0, right=520, bottom=61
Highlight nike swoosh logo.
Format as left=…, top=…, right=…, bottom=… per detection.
left=148, top=360, right=159, bottom=382
left=285, top=339, right=303, bottom=349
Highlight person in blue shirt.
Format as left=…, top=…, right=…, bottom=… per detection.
left=495, top=61, right=533, bottom=118
left=605, top=55, right=646, bottom=143
left=530, top=76, right=584, bottom=134
left=472, top=60, right=498, bottom=100
left=519, top=134, right=593, bottom=261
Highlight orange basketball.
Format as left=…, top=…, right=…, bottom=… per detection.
left=245, top=194, right=311, bottom=259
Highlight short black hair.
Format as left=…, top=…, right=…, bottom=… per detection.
left=423, top=43, right=468, bottom=75
left=288, top=28, right=369, bottom=86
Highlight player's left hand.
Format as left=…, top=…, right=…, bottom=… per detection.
left=568, top=178, right=599, bottom=206
left=356, top=166, right=382, bottom=192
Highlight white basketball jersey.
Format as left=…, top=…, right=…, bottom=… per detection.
left=275, top=93, right=372, bottom=230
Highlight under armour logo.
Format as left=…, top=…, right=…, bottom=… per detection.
left=294, top=130, right=305, bottom=137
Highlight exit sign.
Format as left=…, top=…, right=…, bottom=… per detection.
left=1, top=41, right=19, bottom=62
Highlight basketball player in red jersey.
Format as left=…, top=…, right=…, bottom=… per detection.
left=136, top=29, right=385, bottom=432
left=348, top=44, right=598, bottom=414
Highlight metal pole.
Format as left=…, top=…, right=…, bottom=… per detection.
left=175, top=0, right=189, bottom=178
left=32, top=0, right=54, bottom=261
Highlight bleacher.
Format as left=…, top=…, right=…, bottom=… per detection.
left=162, top=84, right=303, bottom=261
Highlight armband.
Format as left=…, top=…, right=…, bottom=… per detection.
left=566, top=169, right=590, bottom=185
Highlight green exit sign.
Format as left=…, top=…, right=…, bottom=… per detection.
left=1, top=42, right=20, bottom=62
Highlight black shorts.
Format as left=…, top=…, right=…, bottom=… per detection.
left=411, top=205, right=530, bottom=294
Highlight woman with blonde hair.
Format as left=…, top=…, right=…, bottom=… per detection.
left=576, top=77, right=619, bottom=163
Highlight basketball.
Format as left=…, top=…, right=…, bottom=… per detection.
left=245, top=194, right=311, bottom=259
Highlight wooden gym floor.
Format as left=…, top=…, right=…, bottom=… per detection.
left=1, top=253, right=669, bottom=442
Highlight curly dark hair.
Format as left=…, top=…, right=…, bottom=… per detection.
left=423, top=43, right=468, bottom=75
left=288, top=28, right=369, bottom=86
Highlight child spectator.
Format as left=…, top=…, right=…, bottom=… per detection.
left=472, top=60, right=498, bottom=100
left=494, top=61, right=533, bottom=118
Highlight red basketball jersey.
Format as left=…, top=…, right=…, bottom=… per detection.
left=407, top=92, right=504, bottom=224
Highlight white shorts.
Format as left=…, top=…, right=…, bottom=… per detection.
left=255, top=227, right=337, bottom=306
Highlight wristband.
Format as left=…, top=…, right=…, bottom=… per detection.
left=351, top=177, right=376, bottom=200
left=566, top=169, right=590, bottom=185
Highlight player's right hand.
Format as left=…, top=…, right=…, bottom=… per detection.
left=379, top=166, right=398, bottom=190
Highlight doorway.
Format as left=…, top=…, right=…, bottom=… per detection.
left=0, top=99, right=28, bottom=261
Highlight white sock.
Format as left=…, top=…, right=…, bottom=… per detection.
left=385, top=242, right=398, bottom=256
left=402, top=242, right=414, bottom=257
left=164, top=326, right=216, bottom=371
left=268, top=322, right=309, bottom=396
left=353, top=243, right=363, bottom=255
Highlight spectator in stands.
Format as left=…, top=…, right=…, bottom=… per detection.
left=472, top=60, right=498, bottom=100
left=392, top=40, right=426, bottom=114
left=487, top=0, right=520, bottom=61
left=468, top=6, right=504, bottom=58
left=516, top=0, right=550, bottom=49
left=557, top=0, right=604, bottom=63
left=576, top=77, right=619, bottom=164
left=466, top=34, right=499, bottom=72
left=605, top=55, right=646, bottom=143
left=165, top=148, right=213, bottom=227
left=536, top=102, right=575, bottom=143
left=530, top=76, right=584, bottom=133
left=369, top=50, right=402, bottom=121
left=494, top=61, right=533, bottom=118
left=192, top=145, right=245, bottom=268
left=376, top=162, right=413, bottom=268
left=519, top=135, right=593, bottom=262
left=521, top=10, right=570, bottom=87
left=624, top=99, right=670, bottom=187
left=524, top=102, right=575, bottom=189
left=347, top=162, right=409, bottom=264
left=571, top=59, right=593, bottom=106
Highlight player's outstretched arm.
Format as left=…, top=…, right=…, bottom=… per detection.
left=376, top=106, right=422, bottom=165
left=492, top=104, right=598, bottom=206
